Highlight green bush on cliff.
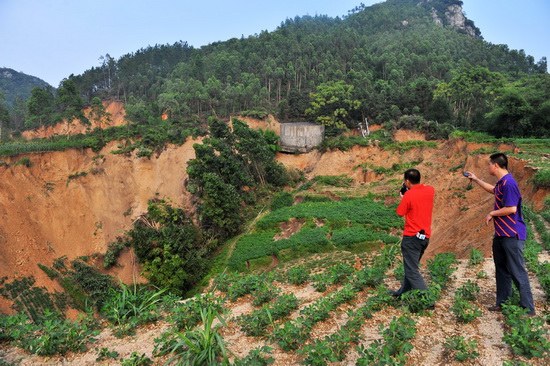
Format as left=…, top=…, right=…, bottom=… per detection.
left=125, top=199, right=207, bottom=295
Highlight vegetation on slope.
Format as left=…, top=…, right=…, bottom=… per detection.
left=1, top=0, right=548, bottom=139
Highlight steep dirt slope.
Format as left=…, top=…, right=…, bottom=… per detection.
left=276, top=136, right=547, bottom=260
left=0, top=140, right=197, bottom=310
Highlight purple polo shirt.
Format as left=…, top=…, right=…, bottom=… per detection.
left=493, top=173, right=527, bottom=240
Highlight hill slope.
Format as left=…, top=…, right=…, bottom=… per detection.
left=0, top=68, right=52, bottom=108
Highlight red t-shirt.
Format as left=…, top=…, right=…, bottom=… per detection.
left=396, top=184, right=434, bottom=238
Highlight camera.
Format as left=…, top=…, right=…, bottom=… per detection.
left=462, top=171, right=470, bottom=177
left=399, top=183, right=408, bottom=195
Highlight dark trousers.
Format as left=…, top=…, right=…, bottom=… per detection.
left=493, top=236, right=535, bottom=313
left=396, top=236, right=429, bottom=295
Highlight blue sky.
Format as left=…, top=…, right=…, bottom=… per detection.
left=1, top=0, right=548, bottom=87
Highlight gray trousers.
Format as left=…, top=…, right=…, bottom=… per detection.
left=396, top=236, right=429, bottom=295
left=493, top=236, right=535, bottom=313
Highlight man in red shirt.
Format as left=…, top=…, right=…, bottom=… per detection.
left=391, top=168, right=434, bottom=297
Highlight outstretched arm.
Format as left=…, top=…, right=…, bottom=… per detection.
left=465, top=172, right=494, bottom=194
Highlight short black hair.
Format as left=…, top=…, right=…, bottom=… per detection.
left=404, top=168, right=421, bottom=184
left=490, top=153, right=508, bottom=169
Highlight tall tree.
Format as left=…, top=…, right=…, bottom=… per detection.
left=0, top=93, right=10, bottom=140
left=306, top=80, right=361, bottom=134
left=26, top=87, right=55, bottom=128
left=56, top=78, right=86, bottom=123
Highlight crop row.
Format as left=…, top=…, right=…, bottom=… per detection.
left=229, top=196, right=401, bottom=270
left=299, top=285, right=395, bottom=365
left=256, top=197, right=402, bottom=231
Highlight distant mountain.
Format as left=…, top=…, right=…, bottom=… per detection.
left=0, top=68, right=52, bottom=108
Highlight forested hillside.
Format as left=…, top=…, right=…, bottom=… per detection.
left=7, top=0, right=548, bottom=138
left=0, top=68, right=51, bottom=135
left=0, top=68, right=51, bottom=108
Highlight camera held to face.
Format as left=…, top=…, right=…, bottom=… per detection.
left=400, top=183, right=409, bottom=195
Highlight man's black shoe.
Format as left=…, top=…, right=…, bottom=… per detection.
left=388, top=290, right=401, bottom=297
left=487, top=305, right=502, bottom=312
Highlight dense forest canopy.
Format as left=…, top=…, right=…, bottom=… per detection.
left=3, top=0, right=549, bottom=137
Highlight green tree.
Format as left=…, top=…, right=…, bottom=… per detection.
left=485, top=90, right=533, bottom=137
left=306, top=80, right=361, bottom=134
left=128, top=200, right=205, bottom=295
left=10, top=96, right=28, bottom=132
left=199, top=172, right=242, bottom=239
left=434, top=67, right=505, bottom=129
left=89, top=97, right=110, bottom=122
left=0, top=93, right=10, bottom=140
left=26, top=87, right=55, bottom=128
left=56, top=78, right=86, bottom=123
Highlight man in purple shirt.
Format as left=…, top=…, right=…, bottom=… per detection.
left=466, top=153, right=535, bottom=315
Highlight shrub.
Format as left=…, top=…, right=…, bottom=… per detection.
left=128, top=199, right=206, bottom=295
left=14, top=157, right=31, bottom=167
left=103, top=238, right=129, bottom=269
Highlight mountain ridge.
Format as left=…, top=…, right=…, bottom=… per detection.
left=0, top=67, right=52, bottom=108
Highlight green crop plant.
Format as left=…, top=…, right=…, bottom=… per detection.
left=427, top=253, right=458, bottom=288
left=226, top=274, right=265, bottom=301
left=312, top=175, right=353, bottom=187
left=212, top=272, right=238, bottom=293
left=96, top=347, right=119, bottom=362
left=167, top=292, right=224, bottom=331
left=1, top=310, right=98, bottom=356
left=356, top=315, right=416, bottom=366
left=270, top=191, right=293, bottom=211
left=455, top=280, right=480, bottom=301
left=444, top=336, right=479, bottom=361
left=237, top=293, right=298, bottom=337
left=501, top=304, right=549, bottom=359
left=451, top=296, right=481, bottom=323
left=101, top=284, right=166, bottom=330
left=121, top=352, right=153, bottom=366
left=165, top=303, right=229, bottom=365
left=273, top=319, right=311, bottom=351
left=285, top=266, right=310, bottom=285
left=400, top=285, right=441, bottom=313
left=467, top=247, right=484, bottom=266
left=251, top=283, right=279, bottom=307
left=233, top=346, right=274, bottom=366
left=300, top=339, right=338, bottom=365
